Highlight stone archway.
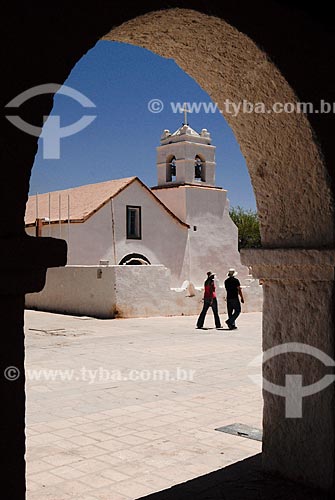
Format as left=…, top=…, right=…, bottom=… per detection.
left=105, top=9, right=333, bottom=248
left=102, top=9, right=335, bottom=489
left=2, top=3, right=335, bottom=498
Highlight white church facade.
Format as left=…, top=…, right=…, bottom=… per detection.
left=25, top=123, right=248, bottom=289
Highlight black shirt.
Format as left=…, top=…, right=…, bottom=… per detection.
left=224, top=276, right=240, bottom=300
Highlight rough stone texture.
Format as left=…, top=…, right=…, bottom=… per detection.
left=241, top=248, right=335, bottom=489
left=104, top=9, right=334, bottom=248
left=261, top=280, right=335, bottom=490
left=241, top=248, right=335, bottom=280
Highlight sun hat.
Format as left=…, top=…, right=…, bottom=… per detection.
left=227, top=268, right=238, bottom=277
left=207, top=271, right=216, bottom=278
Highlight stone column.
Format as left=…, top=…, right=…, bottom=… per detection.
left=241, top=248, right=335, bottom=491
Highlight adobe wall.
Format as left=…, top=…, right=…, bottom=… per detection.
left=25, top=265, right=263, bottom=319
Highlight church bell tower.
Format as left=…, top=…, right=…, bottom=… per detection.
left=155, top=109, right=216, bottom=187
left=151, top=114, right=247, bottom=287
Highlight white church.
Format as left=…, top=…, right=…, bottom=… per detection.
left=25, top=122, right=260, bottom=318
left=25, top=120, right=262, bottom=318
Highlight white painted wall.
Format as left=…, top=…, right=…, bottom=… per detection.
left=26, top=179, right=249, bottom=289
left=26, top=180, right=189, bottom=287
left=151, top=186, right=187, bottom=221
left=25, top=265, right=263, bottom=319
left=26, top=202, right=114, bottom=265
left=25, top=266, right=117, bottom=318
left=111, top=180, right=188, bottom=286
left=25, top=265, right=190, bottom=318
left=154, top=185, right=249, bottom=286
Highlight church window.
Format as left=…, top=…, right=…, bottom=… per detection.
left=126, top=206, right=141, bottom=239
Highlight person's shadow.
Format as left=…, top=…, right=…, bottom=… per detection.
left=196, top=327, right=232, bottom=331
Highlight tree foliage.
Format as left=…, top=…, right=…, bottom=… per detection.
left=229, top=206, right=261, bottom=250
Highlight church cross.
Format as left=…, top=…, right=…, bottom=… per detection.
left=183, top=102, right=190, bottom=126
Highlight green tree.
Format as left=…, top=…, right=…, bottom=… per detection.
left=229, top=206, right=261, bottom=250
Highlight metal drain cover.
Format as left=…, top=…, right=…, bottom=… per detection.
left=215, top=423, right=262, bottom=442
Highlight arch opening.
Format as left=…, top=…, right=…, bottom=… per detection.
left=118, top=252, right=151, bottom=265
left=166, top=154, right=177, bottom=182
left=194, top=154, right=206, bottom=182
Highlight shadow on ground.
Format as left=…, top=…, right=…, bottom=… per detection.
left=138, top=454, right=331, bottom=500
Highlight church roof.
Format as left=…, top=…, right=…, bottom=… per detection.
left=171, top=124, right=200, bottom=137
left=160, top=124, right=212, bottom=145
left=25, top=177, right=189, bottom=228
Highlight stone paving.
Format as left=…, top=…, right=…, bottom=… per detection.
left=24, top=310, right=263, bottom=500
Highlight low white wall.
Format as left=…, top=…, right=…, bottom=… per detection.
left=112, top=265, right=175, bottom=317
left=239, top=277, right=264, bottom=313
left=25, top=266, right=117, bottom=318
left=25, top=265, right=263, bottom=319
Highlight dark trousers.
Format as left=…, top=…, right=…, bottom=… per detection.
left=197, top=298, right=222, bottom=328
left=227, top=298, right=241, bottom=326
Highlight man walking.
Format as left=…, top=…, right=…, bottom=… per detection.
left=224, top=268, right=244, bottom=330
left=196, top=271, right=222, bottom=329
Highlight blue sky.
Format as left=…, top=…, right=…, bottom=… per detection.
left=29, top=41, right=256, bottom=210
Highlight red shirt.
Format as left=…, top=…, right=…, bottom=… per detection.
left=204, top=279, right=216, bottom=299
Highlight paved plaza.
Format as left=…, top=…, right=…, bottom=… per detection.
left=25, top=310, right=263, bottom=500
